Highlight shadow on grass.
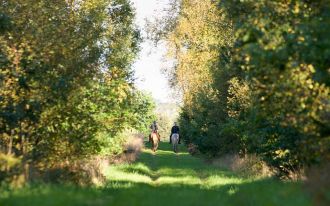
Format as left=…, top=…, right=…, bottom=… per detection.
left=98, top=141, right=311, bottom=206
left=0, top=141, right=312, bottom=206
left=121, top=141, right=233, bottom=179
left=101, top=178, right=311, bottom=206
left=0, top=178, right=311, bottom=206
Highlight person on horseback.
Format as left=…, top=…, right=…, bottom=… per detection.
left=149, top=120, right=160, bottom=142
left=169, top=122, right=180, bottom=144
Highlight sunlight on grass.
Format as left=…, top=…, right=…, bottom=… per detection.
left=120, top=162, right=153, bottom=176
left=104, top=165, right=152, bottom=184
left=0, top=142, right=312, bottom=206
left=227, top=185, right=239, bottom=195
left=155, top=176, right=201, bottom=186
left=157, top=167, right=197, bottom=177
left=104, top=142, right=249, bottom=191
left=202, top=175, right=246, bottom=189
left=106, top=181, right=135, bottom=189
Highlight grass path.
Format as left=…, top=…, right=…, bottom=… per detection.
left=0, top=142, right=312, bottom=206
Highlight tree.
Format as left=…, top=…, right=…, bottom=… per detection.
left=0, top=0, right=155, bottom=183
left=157, top=0, right=330, bottom=176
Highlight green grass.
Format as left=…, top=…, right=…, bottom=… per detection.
left=0, top=142, right=312, bottom=206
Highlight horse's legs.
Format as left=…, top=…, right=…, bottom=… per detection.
left=174, top=138, right=179, bottom=153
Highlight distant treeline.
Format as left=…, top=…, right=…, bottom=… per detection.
left=158, top=0, right=330, bottom=176
left=0, top=0, right=155, bottom=183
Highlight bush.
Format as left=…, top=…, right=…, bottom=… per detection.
left=212, top=154, right=274, bottom=178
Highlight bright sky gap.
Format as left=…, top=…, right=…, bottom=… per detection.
left=131, top=0, right=172, bottom=103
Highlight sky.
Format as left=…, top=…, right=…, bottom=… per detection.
left=131, top=0, right=173, bottom=103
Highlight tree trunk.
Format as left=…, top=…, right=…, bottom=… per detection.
left=7, top=130, right=14, bottom=155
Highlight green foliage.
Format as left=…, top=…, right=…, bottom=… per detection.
left=160, top=0, right=330, bottom=176
left=0, top=152, right=22, bottom=184
left=156, top=112, right=172, bottom=140
left=154, top=102, right=179, bottom=140
left=99, top=131, right=127, bottom=156
left=127, top=92, right=156, bottom=135
left=0, top=0, right=155, bottom=183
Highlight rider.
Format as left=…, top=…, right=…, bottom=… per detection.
left=149, top=120, right=160, bottom=142
left=169, top=122, right=180, bottom=144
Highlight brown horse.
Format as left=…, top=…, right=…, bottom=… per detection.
left=150, top=132, right=160, bottom=152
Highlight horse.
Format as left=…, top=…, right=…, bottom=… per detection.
left=171, top=133, right=179, bottom=153
left=150, top=132, right=160, bottom=152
